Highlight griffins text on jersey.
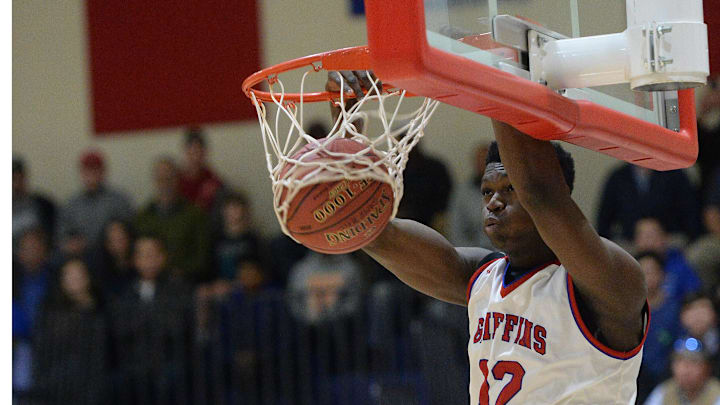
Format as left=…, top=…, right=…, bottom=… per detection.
left=472, top=311, right=547, bottom=355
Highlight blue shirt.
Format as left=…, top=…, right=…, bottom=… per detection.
left=663, top=248, right=701, bottom=302
left=12, top=268, right=49, bottom=340
left=643, top=296, right=681, bottom=378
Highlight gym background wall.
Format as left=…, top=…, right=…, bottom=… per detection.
left=11, top=0, right=714, bottom=236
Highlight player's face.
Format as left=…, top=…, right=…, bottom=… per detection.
left=481, top=163, right=541, bottom=252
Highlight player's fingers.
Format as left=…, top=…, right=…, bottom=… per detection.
left=366, top=71, right=383, bottom=93
left=355, top=70, right=382, bottom=92
left=340, top=70, right=364, bottom=97
left=326, top=71, right=343, bottom=92
left=355, top=70, right=378, bottom=95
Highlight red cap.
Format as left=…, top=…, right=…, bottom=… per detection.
left=79, top=150, right=105, bottom=170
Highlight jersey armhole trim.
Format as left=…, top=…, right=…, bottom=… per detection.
left=466, top=256, right=506, bottom=302
left=500, top=260, right=561, bottom=298
left=566, top=273, right=650, bottom=360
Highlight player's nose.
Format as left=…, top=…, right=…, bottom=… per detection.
left=486, top=192, right=506, bottom=212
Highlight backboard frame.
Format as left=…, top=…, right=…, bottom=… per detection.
left=364, top=0, right=698, bottom=170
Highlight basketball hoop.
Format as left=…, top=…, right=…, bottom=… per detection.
left=242, top=46, right=440, bottom=239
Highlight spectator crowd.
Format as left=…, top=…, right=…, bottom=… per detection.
left=11, top=83, right=720, bottom=405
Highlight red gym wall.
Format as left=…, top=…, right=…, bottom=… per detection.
left=86, top=0, right=261, bottom=135
left=706, top=1, right=720, bottom=78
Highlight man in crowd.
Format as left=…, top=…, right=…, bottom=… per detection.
left=687, top=169, right=720, bottom=287
left=57, top=149, right=133, bottom=247
left=179, top=128, right=224, bottom=212
left=135, top=156, right=211, bottom=284
left=12, top=158, right=56, bottom=254
left=596, top=163, right=701, bottom=244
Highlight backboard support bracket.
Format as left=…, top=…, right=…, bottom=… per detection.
left=492, top=15, right=568, bottom=52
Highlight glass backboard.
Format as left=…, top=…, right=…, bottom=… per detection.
left=423, top=0, right=675, bottom=129
left=363, top=0, right=699, bottom=170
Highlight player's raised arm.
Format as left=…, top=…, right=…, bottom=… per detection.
left=325, top=70, right=494, bottom=305
left=363, top=218, right=493, bottom=306
left=491, top=119, right=647, bottom=350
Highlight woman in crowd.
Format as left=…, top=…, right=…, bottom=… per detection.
left=89, top=218, right=136, bottom=298
left=33, top=257, right=109, bottom=404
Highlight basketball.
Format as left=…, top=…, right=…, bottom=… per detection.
left=278, top=138, right=394, bottom=254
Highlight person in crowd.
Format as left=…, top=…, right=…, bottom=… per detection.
left=396, top=139, right=453, bottom=230
left=59, top=229, right=88, bottom=258
left=12, top=228, right=54, bottom=394
left=197, top=191, right=266, bottom=333
left=634, top=217, right=701, bottom=302
left=708, top=168, right=720, bottom=214
left=217, top=259, right=282, bottom=405
left=679, top=293, right=720, bottom=360
left=287, top=252, right=364, bottom=325
left=448, top=143, right=493, bottom=249
left=644, top=337, right=720, bottom=405
left=179, top=127, right=224, bottom=212
left=12, top=157, right=57, bottom=254
left=49, top=228, right=90, bottom=271
left=285, top=252, right=368, bottom=402
left=210, top=191, right=263, bottom=283
left=415, top=298, right=470, bottom=405
left=33, top=258, right=108, bottom=404
left=88, top=219, right=137, bottom=298
left=110, top=235, right=194, bottom=404
left=687, top=169, right=720, bottom=288
left=57, top=149, right=134, bottom=247
left=268, top=234, right=309, bottom=288
left=135, top=156, right=211, bottom=284
left=697, top=78, right=720, bottom=199
left=636, top=251, right=683, bottom=403
left=596, top=163, right=701, bottom=243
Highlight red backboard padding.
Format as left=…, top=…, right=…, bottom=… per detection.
left=86, top=0, right=260, bottom=135
left=705, top=2, right=720, bottom=78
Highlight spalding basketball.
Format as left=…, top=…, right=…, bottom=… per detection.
left=278, top=138, right=394, bottom=254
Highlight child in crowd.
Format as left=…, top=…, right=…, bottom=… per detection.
left=33, top=258, right=108, bottom=404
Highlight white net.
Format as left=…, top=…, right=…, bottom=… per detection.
left=248, top=68, right=440, bottom=239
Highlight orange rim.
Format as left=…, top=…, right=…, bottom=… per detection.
left=242, top=45, right=376, bottom=103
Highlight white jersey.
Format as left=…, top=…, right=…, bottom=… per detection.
left=467, top=257, right=648, bottom=405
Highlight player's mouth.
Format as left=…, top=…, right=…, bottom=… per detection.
left=485, top=217, right=500, bottom=229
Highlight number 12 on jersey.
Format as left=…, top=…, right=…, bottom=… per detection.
left=479, top=359, right=526, bottom=405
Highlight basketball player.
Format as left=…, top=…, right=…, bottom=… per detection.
left=328, top=71, right=649, bottom=404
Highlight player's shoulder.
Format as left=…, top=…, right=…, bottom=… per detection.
left=465, top=251, right=506, bottom=301
left=456, top=247, right=504, bottom=273
left=478, top=251, right=506, bottom=268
